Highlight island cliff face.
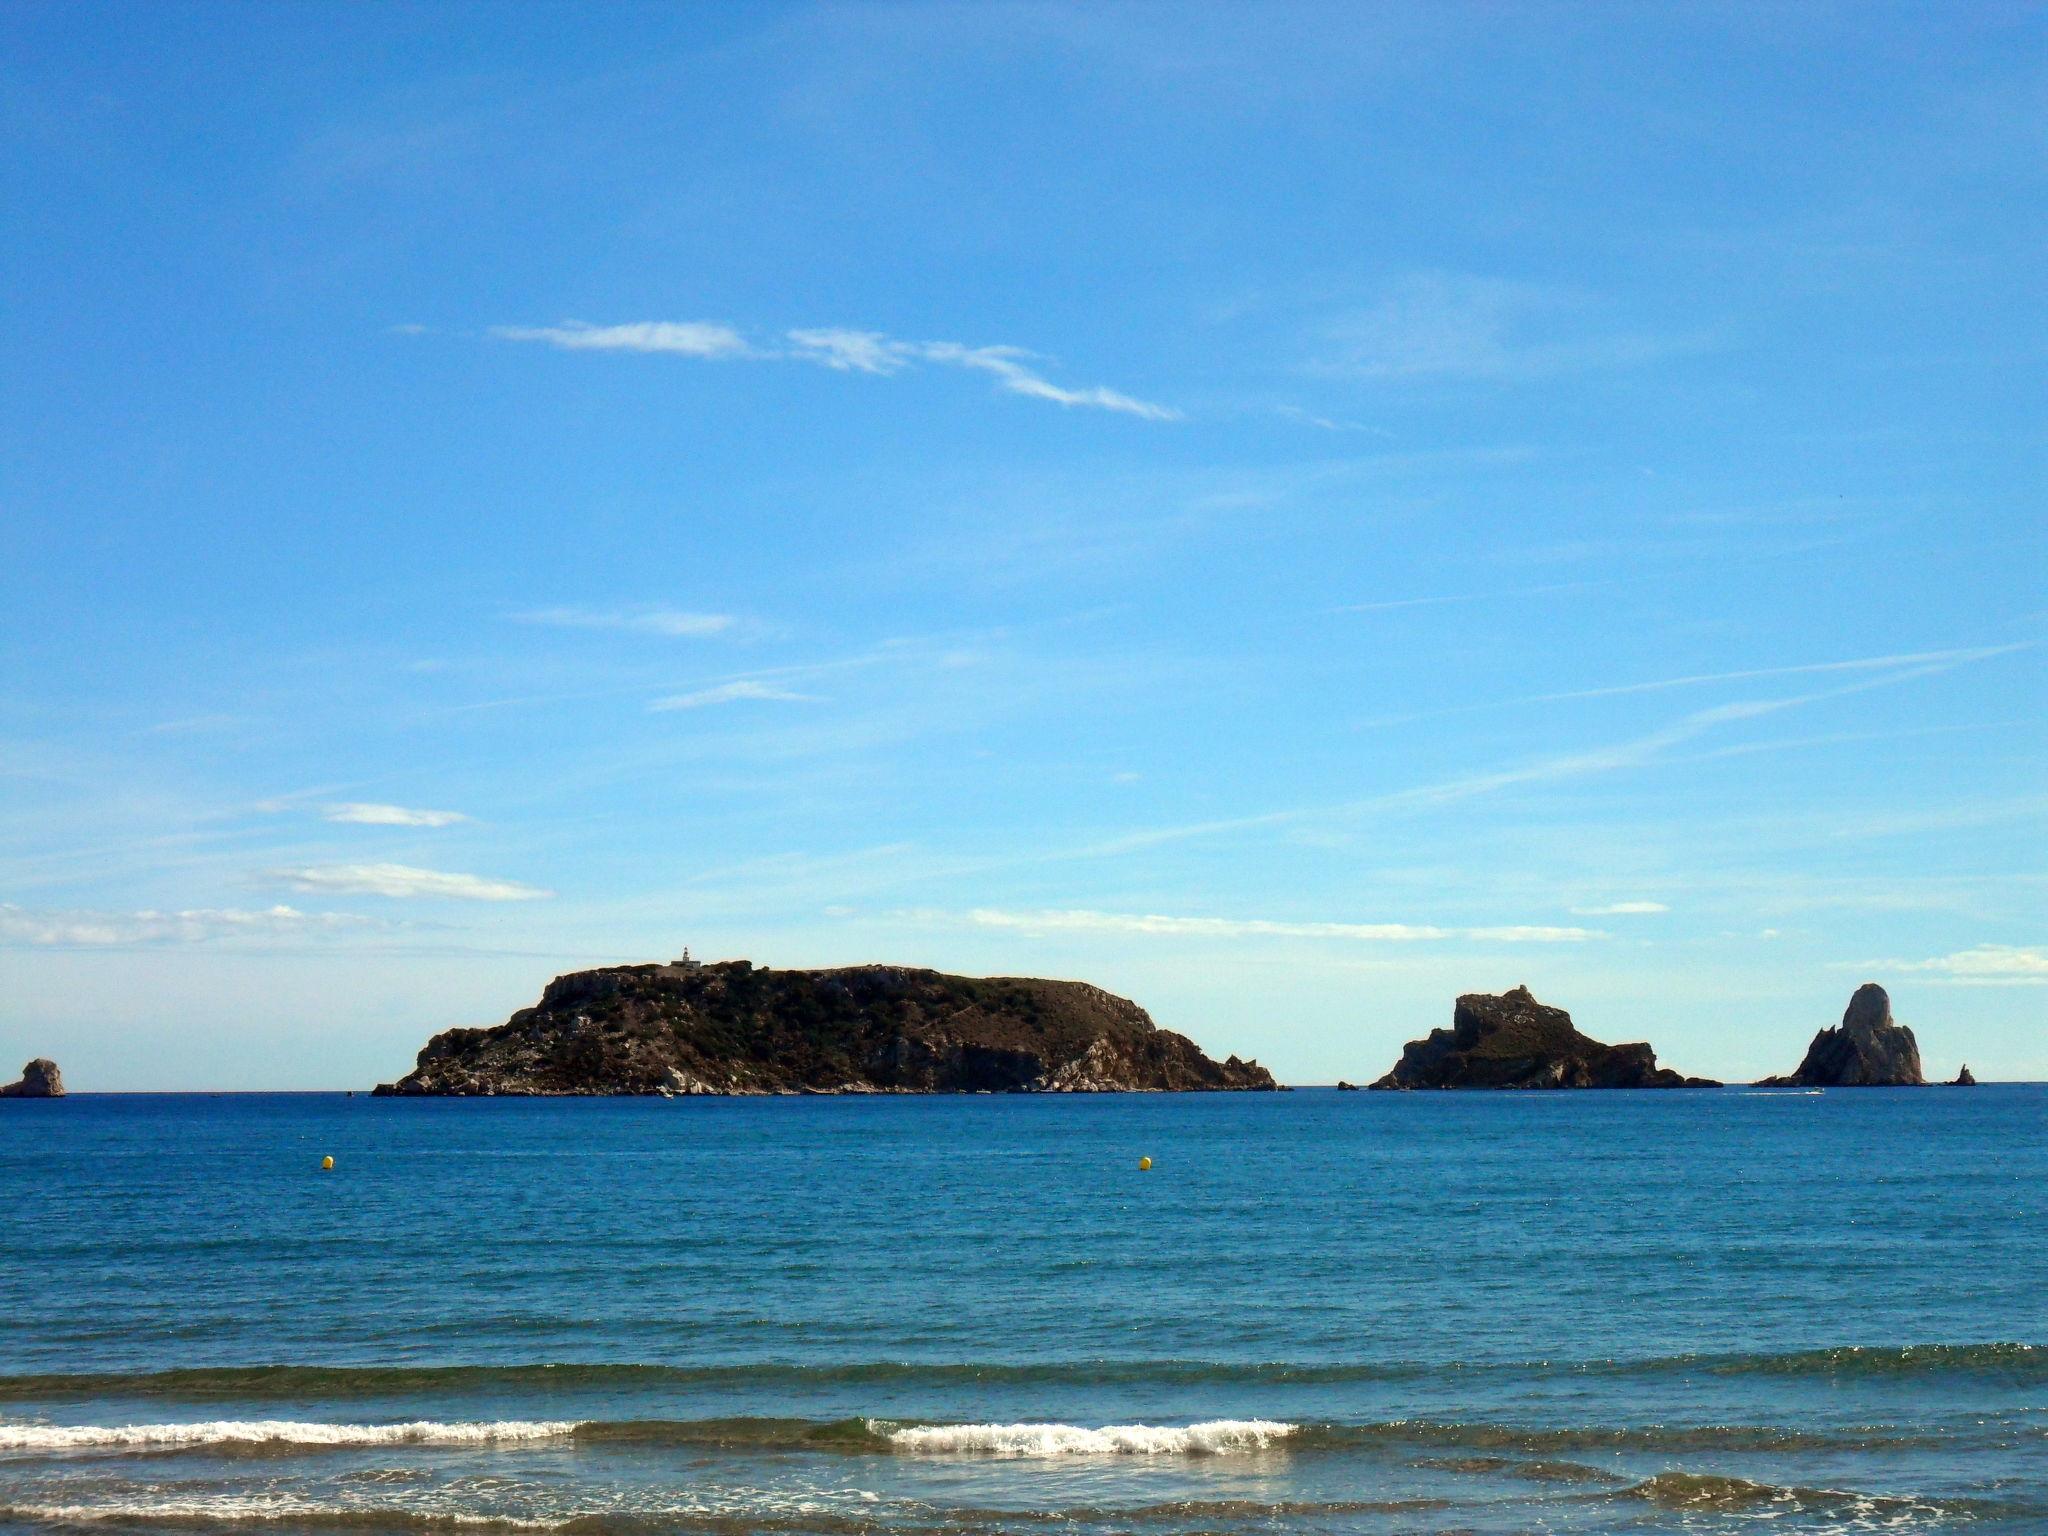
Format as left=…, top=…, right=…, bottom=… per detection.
left=375, top=960, right=1279, bottom=1096
left=0, top=1059, right=64, bottom=1098
left=1369, top=987, right=1715, bottom=1090
left=1758, top=983, right=1925, bottom=1087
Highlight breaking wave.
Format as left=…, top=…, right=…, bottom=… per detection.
left=883, top=1419, right=1296, bottom=1456
left=1, top=1481, right=2028, bottom=1536
left=0, top=1419, right=577, bottom=1452
left=1614, top=1470, right=2008, bottom=1525
left=0, top=1500, right=559, bottom=1531
left=1, top=1411, right=1994, bottom=1460
left=0, top=1415, right=1296, bottom=1460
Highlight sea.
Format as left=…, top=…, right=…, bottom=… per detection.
left=0, top=1087, right=2042, bottom=1535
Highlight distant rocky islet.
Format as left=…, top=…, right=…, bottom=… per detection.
left=1758, top=982, right=1929, bottom=1087
left=1368, top=985, right=1718, bottom=1090
left=365, top=956, right=1973, bottom=1097
left=374, top=958, right=1278, bottom=1096
left=0, top=1059, right=64, bottom=1098
left=1370, top=980, right=1951, bottom=1092
left=1, top=975, right=1976, bottom=1101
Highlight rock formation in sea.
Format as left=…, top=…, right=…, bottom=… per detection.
left=1949, top=1064, right=1976, bottom=1087
left=1757, top=983, right=1925, bottom=1087
left=0, top=1059, right=64, bottom=1098
left=374, top=959, right=1280, bottom=1096
left=1368, top=986, right=1716, bottom=1090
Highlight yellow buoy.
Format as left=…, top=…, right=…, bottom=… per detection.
left=320, top=1156, right=334, bottom=1171
left=1138, top=1156, right=1152, bottom=1171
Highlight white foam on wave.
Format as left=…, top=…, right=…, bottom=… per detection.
left=0, top=1498, right=559, bottom=1530
left=884, top=1418, right=1297, bottom=1457
left=0, top=1418, right=580, bottom=1452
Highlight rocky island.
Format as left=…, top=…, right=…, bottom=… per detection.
left=0, top=1059, right=64, bottom=1098
left=375, top=958, right=1279, bottom=1095
left=1369, top=986, right=1715, bottom=1090
left=1758, top=983, right=1925, bottom=1086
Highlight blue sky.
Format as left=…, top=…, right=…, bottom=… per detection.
left=3, top=2, right=2042, bottom=1088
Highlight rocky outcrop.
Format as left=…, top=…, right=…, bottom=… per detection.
left=0, top=1059, right=64, bottom=1098
left=1369, top=987, right=1715, bottom=1090
left=1335, top=1080, right=1360, bottom=1091
left=374, top=960, right=1279, bottom=1096
left=1758, top=984, right=1925, bottom=1087
left=1949, top=1064, right=1976, bottom=1087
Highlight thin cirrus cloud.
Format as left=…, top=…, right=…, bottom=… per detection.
left=1875, top=945, right=2048, bottom=986
left=1073, top=646, right=2019, bottom=863
left=1333, top=581, right=1595, bottom=615
left=266, top=863, right=550, bottom=901
left=1322, top=271, right=1700, bottom=382
left=515, top=607, right=738, bottom=638
left=324, top=803, right=469, bottom=828
left=1570, top=901, right=1670, bottom=916
left=648, top=680, right=821, bottom=712
left=0, top=903, right=371, bottom=948
left=489, top=320, right=1180, bottom=421
left=1528, top=644, right=2031, bottom=704
left=959, top=908, right=1604, bottom=944
left=1273, top=404, right=1384, bottom=433
left=492, top=320, right=750, bottom=358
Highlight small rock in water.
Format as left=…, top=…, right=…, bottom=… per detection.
left=0, top=1059, right=64, bottom=1098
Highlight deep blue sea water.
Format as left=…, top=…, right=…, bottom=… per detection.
left=1, top=1088, right=2043, bottom=1534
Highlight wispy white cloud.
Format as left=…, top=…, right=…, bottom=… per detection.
left=784, top=327, right=907, bottom=374
left=1530, top=644, right=2031, bottom=704
left=266, top=863, right=550, bottom=901
left=1822, top=795, right=2048, bottom=841
left=140, top=714, right=241, bottom=737
left=1358, top=698, right=1801, bottom=812
left=514, top=607, right=738, bottom=638
left=908, top=339, right=1179, bottom=419
left=956, top=908, right=1603, bottom=944
left=1870, top=945, right=2048, bottom=986
left=1571, top=901, right=1670, bottom=916
left=648, top=680, right=823, bottom=712
left=1333, top=581, right=1596, bottom=615
left=1077, top=653, right=2003, bottom=860
left=494, top=318, right=1179, bottom=420
left=1323, top=272, right=1700, bottom=381
left=0, top=903, right=372, bottom=948
left=1358, top=653, right=2026, bottom=815
left=1273, top=404, right=1384, bottom=433
left=490, top=321, right=752, bottom=358
left=1472, top=926, right=1609, bottom=943
left=1335, top=593, right=1486, bottom=615
left=324, top=803, right=469, bottom=828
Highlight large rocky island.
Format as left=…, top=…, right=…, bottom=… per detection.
left=375, top=959, right=1279, bottom=1095
left=1758, top=983, right=1925, bottom=1086
left=1369, top=986, right=1715, bottom=1090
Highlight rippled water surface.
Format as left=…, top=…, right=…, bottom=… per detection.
left=1, top=1088, right=2042, bottom=1533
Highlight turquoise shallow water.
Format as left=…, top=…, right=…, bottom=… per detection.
left=0, top=1087, right=2042, bottom=1534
